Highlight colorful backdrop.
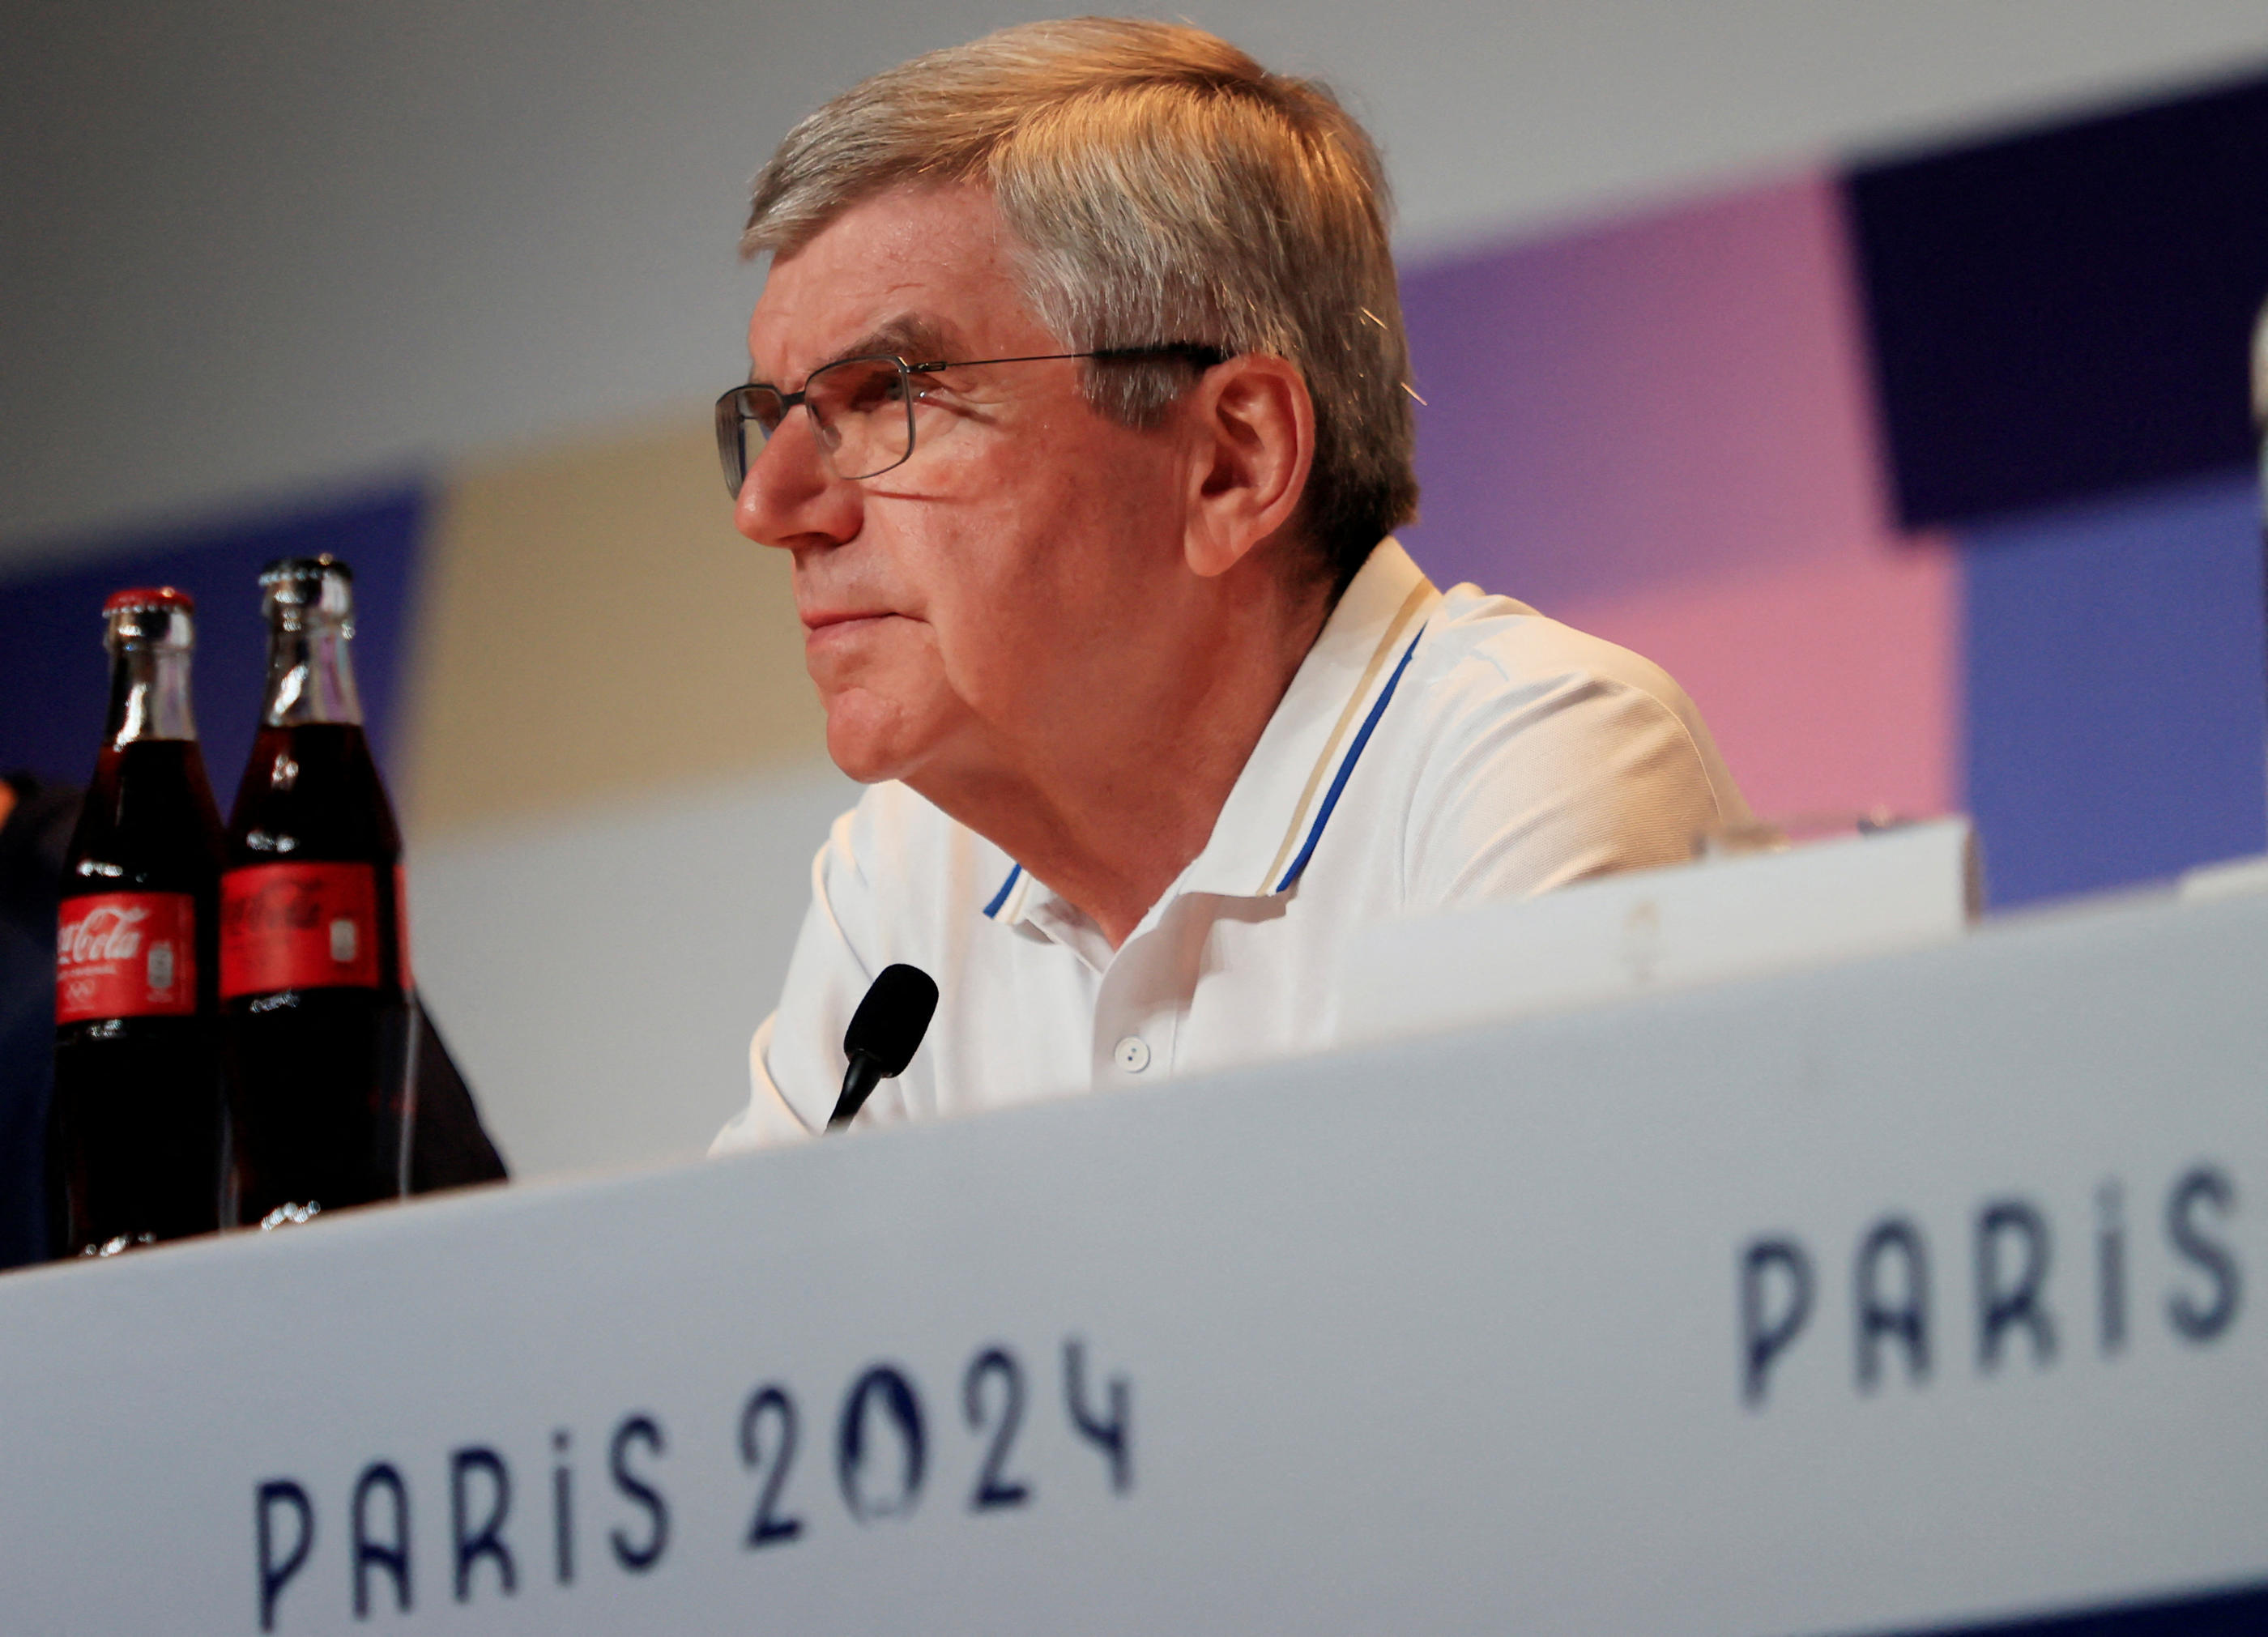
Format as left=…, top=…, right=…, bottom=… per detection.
left=6, top=66, right=2266, bottom=1174
left=1400, top=70, right=2268, bottom=906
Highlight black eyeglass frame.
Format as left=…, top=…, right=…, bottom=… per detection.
left=714, top=343, right=1230, bottom=496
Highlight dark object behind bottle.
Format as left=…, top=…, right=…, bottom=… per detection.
left=223, top=556, right=415, bottom=1226
left=49, top=589, right=228, bottom=1256
left=0, top=774, right=80, bottom=1267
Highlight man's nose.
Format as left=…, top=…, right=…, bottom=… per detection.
left=735, top=411, right=860, bottom=550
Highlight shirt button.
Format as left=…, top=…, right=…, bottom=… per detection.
left=1113, top=1035, right=1152, bottom=1074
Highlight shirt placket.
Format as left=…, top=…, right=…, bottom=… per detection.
left=1021, top=891, right=1198, bottom=1090
left=1090, top=889, right=1240, bottom=1090
left=1091, top=934, right=1184, bottom=1089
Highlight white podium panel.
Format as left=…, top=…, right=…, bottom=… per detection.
left=1338, top=816, right=1974, bottom=1049
left=5, top=889, right=2268, bottom=1635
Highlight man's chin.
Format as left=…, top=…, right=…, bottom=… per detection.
left=821, top=697, right=929, bottom=786
left=826, top=744, right=906, bottom=785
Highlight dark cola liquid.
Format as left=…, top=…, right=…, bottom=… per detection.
left=50, top=740, right=228, bottom=1255
left=224, top=723, right=412, bottom=1224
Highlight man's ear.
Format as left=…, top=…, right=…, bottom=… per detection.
left=1182, top=353, right=1315, bottom=579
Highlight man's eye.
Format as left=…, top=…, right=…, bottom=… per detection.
left=833, top=366, right=906, bottom=413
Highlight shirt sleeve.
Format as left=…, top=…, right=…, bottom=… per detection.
left=1402, top=629, right=1749, bottom=912
left=710, top=804, right=875, bottom=1154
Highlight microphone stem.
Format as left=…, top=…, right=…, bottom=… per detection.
left=829, top=1052, right=886, bottom=1132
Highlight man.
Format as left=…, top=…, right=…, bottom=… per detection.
left=711, top=19, right=1746, bottom=1149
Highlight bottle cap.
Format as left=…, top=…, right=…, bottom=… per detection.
left=102, top=586, right=195, bottom=616
left=258, top=555, right=356, bottom=625
left=102, top=587, right=195, bottom=650
left=258, top=553, right=354, bottom=587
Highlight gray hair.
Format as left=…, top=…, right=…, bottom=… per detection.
left=743, top=17, right=1418, bottom=589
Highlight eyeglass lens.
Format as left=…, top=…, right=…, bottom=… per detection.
left=716, top=356, right=917, bottom=496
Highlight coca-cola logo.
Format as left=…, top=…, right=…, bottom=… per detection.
left=56, top=893, right=194, bottom=1021
left=219, top=864, right=381, bottom=998
left=58, top=904, right=147, bottom=967
left=222, top=879, right=327, bottom=937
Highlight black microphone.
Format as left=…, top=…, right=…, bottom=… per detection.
left=828, top=963, right=940, bottom=1132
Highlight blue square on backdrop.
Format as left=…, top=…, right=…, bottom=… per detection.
left=1964, top=468, right=2266, bottom=908
left=0, top=486, right=425, bottom=804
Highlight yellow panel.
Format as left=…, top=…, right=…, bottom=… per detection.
left=402, top=409, right=828, bottom=839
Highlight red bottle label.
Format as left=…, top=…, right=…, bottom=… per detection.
left=220, top=863, right=382, bottom=998
left=57, top=893, right=199, bottom=1023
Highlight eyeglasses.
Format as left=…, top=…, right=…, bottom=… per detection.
left=714, top=344, right=1228, bottom=497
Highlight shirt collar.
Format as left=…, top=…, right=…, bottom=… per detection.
left=986, top=538, right=1439, bottom=936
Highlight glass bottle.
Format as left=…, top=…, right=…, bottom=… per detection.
left=50, top=586, right=228, bottom=1256
left=222, top=556, right=416, bottom=1226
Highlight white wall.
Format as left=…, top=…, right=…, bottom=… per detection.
left=408, top=761, right=861, bottom=1177
left=8, top=0, right=2268, bottom=561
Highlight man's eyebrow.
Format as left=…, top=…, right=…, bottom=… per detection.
left=752, top=313, right=956, bottom=386
left=842, top=313, right=953, bottom=362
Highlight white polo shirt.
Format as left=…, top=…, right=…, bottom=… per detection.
left=711, top=539, right=1747, bottom=1150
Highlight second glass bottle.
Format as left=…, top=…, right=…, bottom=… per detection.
left=222, top=555, right=416, bottom=1226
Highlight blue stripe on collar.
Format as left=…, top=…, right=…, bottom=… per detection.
left=982, top=862, right=1024, bottom=919
left=1273, top=629, right=1424, bottom=894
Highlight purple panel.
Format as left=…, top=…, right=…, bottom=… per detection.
left=1848, top=70, right=2268, bottom=527
left=1896, top=1576, right=2268, bottom=1633
left=0, top=487, right=425, bottom=801
left=1399, top=172, right=1895, bottom=611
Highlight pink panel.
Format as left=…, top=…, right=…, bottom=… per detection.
left=1398, top=168, right=1962, bottom=818
left=1549, top=535, right=1960, bottom=821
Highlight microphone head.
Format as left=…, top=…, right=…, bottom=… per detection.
left=842, top=963, right=940, bottom=1078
